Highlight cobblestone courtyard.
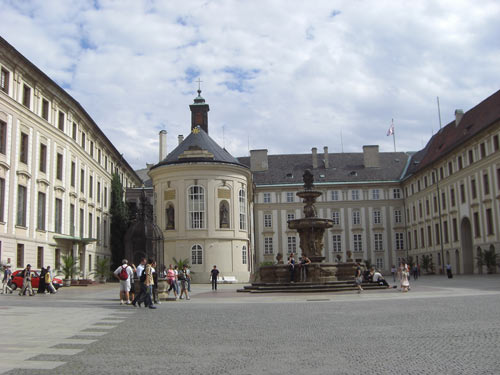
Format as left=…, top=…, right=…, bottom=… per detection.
left=1, top=275, right=500, bottom=374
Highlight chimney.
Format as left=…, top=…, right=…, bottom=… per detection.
left=363, top=145, right=380, bottom=168
left=250, top=149, right=268, bottom=172
left=178, top=135, right=184, bottom=145
left=312, top=147, right=318, bottom=169
left=323, top=146, right=329, bottom=169
left=159, top=130, right=167, bottom=162
left=455, top=109, right=464, bottom=127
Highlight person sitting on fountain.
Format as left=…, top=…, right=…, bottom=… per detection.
left=288, top=253, right=296, bottom=283
left=370, top=268, right=389, bottom=287
left=299, top=254, right=311, bottom=282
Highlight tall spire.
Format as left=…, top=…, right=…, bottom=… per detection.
left=190, top=78, right=210, bottom=134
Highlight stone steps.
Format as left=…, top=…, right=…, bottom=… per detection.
left=238, top=282, right=390, bottom=293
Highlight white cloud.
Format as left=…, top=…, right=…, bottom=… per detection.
left=1, top=0, right=499, bottom=169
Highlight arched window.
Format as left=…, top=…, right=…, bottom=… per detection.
left=191, top=244, right=203, bottom=265
left=239, top=188, right=246, bottom=230
left=188, top=186, right=205, bottom=229
left=242, top=245, right=247, bottom=265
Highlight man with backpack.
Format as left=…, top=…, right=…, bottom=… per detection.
left=113, top=259, right=134, bottom=305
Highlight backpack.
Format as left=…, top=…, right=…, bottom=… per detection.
left=118, top=266, right=129, bottom=281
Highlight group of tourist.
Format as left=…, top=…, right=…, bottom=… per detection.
left=287, top=253, right=312, bottom=283
left=114, top=258, right=194, bottom=308
left=1, top=263, right=57, bottom=296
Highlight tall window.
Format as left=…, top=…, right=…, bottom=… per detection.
left=41, top=99, right=49, bottom=121
left=471, top=179, right=477, bottom=199
left=20, top=132, right=29, bottom=164
left=263, top=192, right=271, bottom=203
left=0, top=68, right=9, bottom=93
left=55, top=198, right=62, bottom=233
left=56, top=153, right=63, bottom=180
left=88, top=212, right=93, bottom=238
left=332, top=211, right=340, bottom=225
left=22, top=84, right=31, bottom=108
left=58, top=111, right=65, bottom=132
left=450, top=188, right=456, bottom=207
left=80, top=169, right=85, bottom=193
left=351, top=190, right=360, bottom=200
left=37, top=192, right=46, bottom=230
left=287, top=213, right=295, bottom=222
left=353, top=234, right=362, bottom=252
left=17, top=185, right=27, bottom=226
left=97, top=182, right=101, bottom=203
left=104, top=187, right=108, bottom=207
left=332, top=235, right=342, bottom=252
left=37, top=247, right=44, bottom=269
left=486, top=208, right=494, bottom=235
left=286, top=192, right=294, bottom=203
left=39, top=144, right=47, bottom=173
left=452, top=218, right=458, bottom=242
left=460, top=184, right=466, bottom=203
left=458, top=156, right=463, bottom=170
left=395, top=232, right=404, bottom=250
left=394, top=209, right=402, bottom=223
left=493, top=135, right=499, bottom=152
left=373, top=210, right=381, bottom=224
left=0, top=178, right=4, bottom=222
left=443, top=221, right=449, bottom=243
left=331, top=190, right=339, bottom=201
left=80, top=208, right=84, bottom=237
left=81, top=132, right=86, bottom=150
left=90, top=141, right=94, bottom=157
left=242, top=245, right=247, bottom=265
left=287, top=236, right=296, bottom=254
left=372, top=189, right=380, bottom=200
left=264, top=214, right=272, bottom=228
left=70, top=203, right=75, bottom=236
left=441, top=192, right=446, bottom=210
left=427, top=225, right=432, bottom=246
left=0, top=120, right=6, bottom=155
left=17, top=244, right=24, bottom=268
left=71, top=162, right=76, bottom=187
left=473, top=212, right=480, bottom=237
left=89, top=175, right=93, bottom=198
left=469, top=149, right=474, bottom=164
left=188, top=186, right=205, bottom=229
left=376, top=258, right=384, bottom=269
left=55, top=248, right=61, bottom=269
left=393, top=188, right=401, bottom=199
left=239, top=189, right=246, bottom=230
left=352, top=210, right=360, bottom=225
left=191, top=244, right=203, bottom=264
left=374, top=233, right=383, bottom=251
left=483, top=174, right=490, bottom=195
left=103, top=219, right=107, bottom=246
left=72, top=122, right=77, bottom=140
left=97, top=217, right=101, bottom=244
left=264, top=237, right=273, bottom=254
left=480, top=143, right=486, bottom=158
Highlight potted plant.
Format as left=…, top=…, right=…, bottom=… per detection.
left=60, top=254, right=78, bottom=287
left=94, top=258, right=111, bottom=283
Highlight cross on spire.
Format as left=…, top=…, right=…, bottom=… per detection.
left=196, top=78, right=203, bottom=93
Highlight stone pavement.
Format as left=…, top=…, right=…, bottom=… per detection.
left=1, top=275, right=500, bottom=374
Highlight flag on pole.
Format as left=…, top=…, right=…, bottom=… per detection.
left=387, top=119, right=394, bottom=136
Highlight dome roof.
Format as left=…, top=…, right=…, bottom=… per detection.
left=151, top=126, right=248, bottom=170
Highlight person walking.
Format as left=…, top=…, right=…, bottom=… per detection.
left=38, top=267, right=47, bottom=294
left=412, top=264, right=418, bottom=280
left=45, top=266, right=57, bottom=294
left=19, top=264, right=34, bottom=296
left=178, top=265, right=190, bottom=300
left=354, top=265, right=363, bottom=294
left=129, top=263, right=137, bottom=302
left=391, top=265, right=397, bottom=282
left=132, top=258, right=147, bottom=307
left=151, top=261, right=160, bottom=305
left=166, top=264, right=178, bottom=299
left=401, top=265, right=410, bottom=292
left=288, top=253, right=296, bottom=283
left=185, top=264, right=191, bottom=293
left=446, top=263, right=453, bottom=279
left=211, top=265, right=219, bottom=291
left=143, top=259, right=156, bottom=309
left=113, top=259, right=134, bottom=305
left=2, top=264, right=12, bottom=294
left=173, top=265, right=180, bottom=296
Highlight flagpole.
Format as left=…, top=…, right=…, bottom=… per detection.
left=392, top=118, right=396, bottom=152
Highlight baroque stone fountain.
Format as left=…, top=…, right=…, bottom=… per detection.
left=256, top=170, right=358, bottom=284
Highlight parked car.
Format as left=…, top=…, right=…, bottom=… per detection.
left=10, top=270, right=63, bottom=291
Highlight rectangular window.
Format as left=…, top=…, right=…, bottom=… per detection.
left=486, top=208, right=494, bottom=235
left=264, top=213, right=272, bottom=228
left=452, top=218, right=458, bottom=242
left=22, top=84, right=31, bottom=108
left=351, top=190, right=360, bottom=200
left=373, top=210, right=381, bottom=224
left=90, top=141, right=94, bottom=157
left=395, top=232, right=404, bottom=250
left=287, top=236, right=296, bottom=254
left=458, top=156, right=463, bottom=170
left=352, top=210, right=360, bottom=225
left=71, top=162, right=76, bottom=187
left=0, top=68, right=9, bottom=93
left=70, top=203, right=75, bottom=236
left=441, top=192, right=446, bottom=210
left=469, top=149, right=474, bottom=165
left=0, top=120, right=6, bottom=155
left=331, top=190, right=339, bottom=201
left=412, top=205, right=416, bottom=221
left=450, top=188, right=456, bottom=207
left=20, top=132, right=29, bottom=164
left=443, top=220, right=449, bottom=244
left=104, top=187, right=108, bottom=207
left=72, top=122, right=77, bottom=141
left=81, top=132, right=86, bottom=150
left=55, top=248, right=61, bottom=269
left=424, top=176, right=428, bottom=188
left=17, top=185, right=27, bottom=227
left=88, top=254, right=92, bottom=273
left=97, top=216, right=101, bottom=244
left=372, top=189, right=380, bottom=200
left=56, top=153, right=63, bottom=180
left=483, top=174, right=490, bottom=195
left=287, top=213, right=295, bottom=222
left=480, top=143, right=486, bottom=158
left=420, top=228, right=425, bottom=248
left=263, top=192, right=271, bottom=203
left=39, top=144, right=47, bottom=173
left=242, top=246, right=247, bottom=265
left=97, top=182, right=101, bottom=203
left=332, top=211, right=340, bottom=225
left=440, top=167, right=444, bottom=180
left=80, top=169, right=85, bottom=193
left=37, top=192, right=46, bottom=230
left=105, top=156, right=108, bottom=171
left=0, top=178, right=4, bottom=222
left=448, top=162, right=453, bottom=176
left=353, top=234, right=362, bottom=252
left=393, top=188, right=401, bottom=199
left=427, top=225, right=432, bottom=246
left=80, top=208, right=84, bottom=237
left=435, top=223, right=440, bottom=245
left=188, top=186, right=205, bottom=229
left=473, top=212, right=480, bottom=237
left=414, top=229, right=418, bottom=249
left=41, top=99, right=49, bottom=121
left=55, top=198, right=63, bottom=234
left=374, top=233, right=383, bottom=251
left=88, top=212, right=93, bottom=238
left=58, top=111, right=65, bottom=132
left=432, top=197, right=437, bottom=214
left=286, top=191, right=294, bottom=203
left=493, top=135, right=499, bottom=152
left=376, top=258, right=384, bottom=269
left=239, top=189, right=246, bottom=230
left=103, top=219, right=107, bottom=246
left=17, top=244, right=24, bottom=268
left=460, top=184, right=466, bottom=203
left=264, top=237, right=273, bottom=254
left=37, top=246, right=44, bottom=269
left=98, top=149, right=101, bottom=164
left=332, top=235, right=341, bottom=252
left=426, top=200, right=430, bottom=216
left=394, top=209, right=402, bottom=223
left=89, top=175, right=93, bottom=198
left=471, top=179, right=477, bottom=199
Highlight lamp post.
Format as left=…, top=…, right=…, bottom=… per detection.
left=434, top=168, right=445, bottom=275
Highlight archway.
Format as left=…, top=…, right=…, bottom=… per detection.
left=460, top=217, right=473, bottom=274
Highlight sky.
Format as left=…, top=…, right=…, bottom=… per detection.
left=1, top=0, right=500, bottom=170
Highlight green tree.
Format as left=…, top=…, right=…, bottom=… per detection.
left=421, top=255, right=431, bottom=272
left=476, top=248, right=499, bottom=274
left=110, top=173, right=129, bottom=270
